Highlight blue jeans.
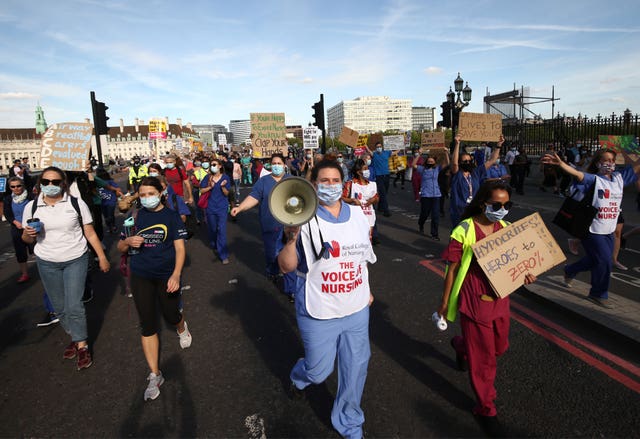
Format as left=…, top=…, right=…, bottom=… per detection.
left=291, top=306, right=370, bottom=439
left=36, top=252, right=89, bottom=342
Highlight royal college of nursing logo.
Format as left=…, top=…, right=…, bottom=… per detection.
left=321, top=241, right=341, bottom=259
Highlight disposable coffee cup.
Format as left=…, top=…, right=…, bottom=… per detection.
left=27, top=218, right=42, bottom=233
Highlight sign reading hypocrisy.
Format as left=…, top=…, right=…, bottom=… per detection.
left=40, top=122, right=93, bottom=171
left=472, top=212, right=566, bottom=298
left=457, top=112, right=502, bottom=142
left=250, top=112, right=288, bottom=158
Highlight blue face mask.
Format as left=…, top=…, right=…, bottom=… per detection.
left=202, top=162, right=210, bottom=169
left=165, top=162, right=175, bottom=169
left=141, top=195, right=161, bottom=210
left=484, top=205, right=509, bottom=223
left=271, top=164, right=284, bottom=176
left=149, top=172, right=160, bottom=177
left=41, top=184, right=62, bottom=197
left=317, top=183, right=343, bottom=205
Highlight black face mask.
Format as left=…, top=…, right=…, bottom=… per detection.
left=460, top=163, right=474, bottom=172
left=426, top=163, right=436, bottom=169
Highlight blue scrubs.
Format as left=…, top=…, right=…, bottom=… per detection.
left=249, top=174, right=296, bottom=295
left=201, top=174, right=230, bottom=260
left=289, top=203, right=371, bottom=439
left=450, top=166, right=485, bottom=227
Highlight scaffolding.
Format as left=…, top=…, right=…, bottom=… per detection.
left=484, top=84, right=559, bottom=123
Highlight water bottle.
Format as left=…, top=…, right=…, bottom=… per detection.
left=123, top=216, right=140, bottom=255
left=431, top=312, right=448, bottom=331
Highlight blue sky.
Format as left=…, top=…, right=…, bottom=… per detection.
left=1, top=0, right=639, bottom=129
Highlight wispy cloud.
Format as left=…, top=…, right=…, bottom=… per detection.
left=424, top=67, right=443, bottom=75
left=468, top=24, right=640, bottom=33
left=0, top=92, right=40, bottom=100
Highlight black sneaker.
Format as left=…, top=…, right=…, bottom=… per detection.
left=475, top=414, right=506, bottom=437
left=431, top=235, right=440, bottom=241
left=37, top=312, right=60, bottom=327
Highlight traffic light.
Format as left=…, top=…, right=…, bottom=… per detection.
left=312, top=97, right=325, bottom=131
left=91, top=92, right=110, bottom=135
left=440, top=101, right=451, bottom=128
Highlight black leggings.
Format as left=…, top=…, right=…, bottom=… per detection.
left=11, top=226, right=33, bottom=263
left=130, top=273, right=182, bottom=337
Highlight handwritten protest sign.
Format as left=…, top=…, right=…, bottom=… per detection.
left=354, top=134, right=369, bottom=156
left=149, top=119, right=167, bottom=140
left=423, top=147, right=449, bottom=163
left=40, top=122, right=93, bottom=171
left=339, top=126, right=359, bottom=148
left=421, top=131, right=446, bottom=150
left=458, top=113, right=502, bottom=142
left=472, top=212, right=566, bottom=298
left=250, top=113, right=288, bottom=158
left=599, top=135, right=640, bottom=164
left=383, top=135, right=404, bottom=151
left=368, top=133, right=383, bottom=149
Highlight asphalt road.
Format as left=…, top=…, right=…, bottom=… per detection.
left=0, top=174, right=639, bottom=438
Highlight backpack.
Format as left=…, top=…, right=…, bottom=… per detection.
left=31, top=195, right=84, bottom=228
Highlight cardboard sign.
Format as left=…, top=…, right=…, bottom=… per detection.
left=149, top=119, right=167, bottom=140
left=383, top=135, right=404, bottom=151
left=368, top=133, right=383, bottom=149
left=458, top=113, right=502, bottom=142
left=422, top=147, right=449, bottom=163
left=421, top=131, right=446, bottom=149
left=303, top=127, right=320, bottom=149
left=339, top=126, right=359, bottom=148
left=472, top=212, right=566, bottom=298
left=39, top=122, right=93, bottom=171
left=218, top=134, right=227, bottom=146
left=250, top=112, right=288, bottom=158
left=599, top=135, right=640, bottom=164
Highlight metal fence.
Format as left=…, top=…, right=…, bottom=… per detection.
left=501, top=112, right=640, bottom=155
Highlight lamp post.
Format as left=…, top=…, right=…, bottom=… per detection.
left=446, top=72, right=472, bottom=149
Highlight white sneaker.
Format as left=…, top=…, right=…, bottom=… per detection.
left=144, top=372, right=164, bottom=401
left=614, top=261, right=628, bottom=271
left=178, top=321, right=192, bottom=349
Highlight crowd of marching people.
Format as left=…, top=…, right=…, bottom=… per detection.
left=5, top=135, right=640, bottom=438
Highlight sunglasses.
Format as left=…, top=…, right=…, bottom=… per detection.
left=41, top=179, right=63, bottom=186
left=487, top=201, right=513, bottom=211
left=10, top=185, right=23, bottom=189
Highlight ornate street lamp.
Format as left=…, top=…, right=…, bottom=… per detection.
left=444, top=73, right=472, bottom=149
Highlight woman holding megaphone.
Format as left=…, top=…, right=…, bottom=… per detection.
left=278, top=159, right=376, bottom=439
left=231, top=153, right=296, bottom=300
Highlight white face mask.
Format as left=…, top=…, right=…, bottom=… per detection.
left=362, top=170, right=370, bottom=179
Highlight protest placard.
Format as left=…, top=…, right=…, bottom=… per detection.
left=149, top=119, right=167, bottom=140
left=368, top=133, right=383, bottom=149
left=218, top=133, right=227, bottom=146
left=303, top=127, right=320, bottom=149
left=250, top=112, right=288, bottom=158
left=339, top=126, right=359, bottom=148
left=472, top=212, right=566, bottom=298
left=383, top=135, right=404, bottom=151
left=421, top=131, right=446, bottom=150
left=599, top=135, right=640, bottom=164
left=422, top=147, right=449, bottom=163
left=458, top=113, right=502, bottom=142
left=39, top=122, right=93, bottom=171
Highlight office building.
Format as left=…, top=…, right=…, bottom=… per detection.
left=412, top=106, right=436, bottom=131
left=327, top=96, right=412, bottom=136
left=229, top=119, right=251, bottom=145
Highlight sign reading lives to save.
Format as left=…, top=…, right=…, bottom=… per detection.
left=339, top=126, right=359, bottom=148
left=40, top=122, right=93, bottom=171
left=472, top=212, right=566, bottom=298
left=250, top=113, right=287, bottom=158
left=458, top=113, right=502, bottom=142
left=421, top=131, right=446, bottom=150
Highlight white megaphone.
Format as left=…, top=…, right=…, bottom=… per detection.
left=268, top=177, right=319, bottom=226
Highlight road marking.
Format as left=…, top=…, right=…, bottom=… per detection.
left=610, top=272, right=640, bottom=288
left=244, top=414, right=266, bottom=439
left=419, top=258, right=640, bottom=394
